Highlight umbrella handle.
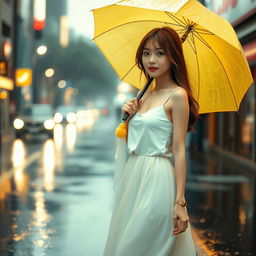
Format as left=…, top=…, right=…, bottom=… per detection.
left=121, top=78, right=154, bottom=121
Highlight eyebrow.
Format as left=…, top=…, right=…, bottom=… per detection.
left=143, top=47, right=164, bottom=50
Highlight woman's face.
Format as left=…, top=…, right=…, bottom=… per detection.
left=142, top=39, right=171, bottom=79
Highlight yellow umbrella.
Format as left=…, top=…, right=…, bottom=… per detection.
left=92, top=0, right=253, bottom=115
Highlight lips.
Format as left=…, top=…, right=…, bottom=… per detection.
left=148, top=67, right=159, bottom=72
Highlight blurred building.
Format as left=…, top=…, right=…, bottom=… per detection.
left=202, top=0, right=256, bottom=165
left=45, top=0, right=69, bottom=49
left=14, top=0, right=68, bottom=106
left=0, top=0, right=69, bottom=171
left=39, top=0, right=68, bottom=105
left=0, top=0, right=18, bottom=172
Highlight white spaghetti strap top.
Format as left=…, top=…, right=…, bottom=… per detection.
left=127, top=88, right=179, bottom=157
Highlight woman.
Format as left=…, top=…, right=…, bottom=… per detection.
left=103, top=27, right=199, bottom=256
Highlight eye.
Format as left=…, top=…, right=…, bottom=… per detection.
left=143, top=51, right=149, bottom=56
left=156, top=51, right=164, bottom=56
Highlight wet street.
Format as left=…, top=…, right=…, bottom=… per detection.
left=0, top=114, right=116, bottom=256
left=187, top=150, right=256, bottom=256
left=0, top=113, right=255, bottom=256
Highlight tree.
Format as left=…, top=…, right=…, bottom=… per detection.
left=36, top=35, right=119, bottom=105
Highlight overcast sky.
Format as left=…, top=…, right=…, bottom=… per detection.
left=68, top=0, right=116, bottom=39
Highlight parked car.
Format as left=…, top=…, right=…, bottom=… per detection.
left=13, top=104, right=55, bottom=138
left=54, top=105, right=77, bottom=124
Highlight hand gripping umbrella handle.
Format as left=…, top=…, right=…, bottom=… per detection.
left=122, top=78, right=154, bottom=121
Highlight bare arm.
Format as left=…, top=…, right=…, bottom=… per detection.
left=171, top=88, right=189, bottom=202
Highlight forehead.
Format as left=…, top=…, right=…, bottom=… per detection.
left=144, top=39, right=160, bottom=49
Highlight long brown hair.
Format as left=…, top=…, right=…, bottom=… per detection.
left=135, top=27, right=199, bottom=132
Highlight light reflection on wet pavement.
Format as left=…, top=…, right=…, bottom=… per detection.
left=186, top=151, right=255, bottom=256
left=0, top=114, right=255, bottom=256
left=0, top=115, right=115, bottom=256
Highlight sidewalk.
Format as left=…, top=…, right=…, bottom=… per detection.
left=186, top=148, right=256, bottom=256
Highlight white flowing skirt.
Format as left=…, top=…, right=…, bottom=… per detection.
left=103, top=153, right=196, bottom=256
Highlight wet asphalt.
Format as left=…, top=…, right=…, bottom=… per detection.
left=0, top=113, right=255, bottom=256
left=0, top=115, right=116, bottom=256
left=186, top=149, right=256, bottom=256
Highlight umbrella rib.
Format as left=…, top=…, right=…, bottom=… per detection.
left=93, top=20, right=184, bottom=39
left=191, top=33, right=200, bottom=101
left=120, top=63, right=137, bottom=80
left=165, top=12, right=186, bottom=27
left=208, top=47, right=239, bottom=110
left=182, top=17, right=198, bottom=29
left=193, top=32, right=212, bottom=49
left=187, top=36, right=196, bottom=53
left=175, top=28, right=187, bottom=32
left=196, top=28, right=215, bottom=34
left=182, top=16, right=188, bottom=25
left=196, top=31, right=215, bottom=35
left=193, top=32, right=238, bottom=110
left=190, top=33, right=197, bottom=53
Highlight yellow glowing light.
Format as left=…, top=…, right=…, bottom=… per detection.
left=44, top=119, right=55, bottom=130
left=60, top=16, right=69, bottom=48
left=37, top=45, right=47, bottom=55
left=12, top=139, right=26, bottom=168
left=53, top=124, right=64, bottom=171
left=33, top=190, right=50, bottom=228
left=0, top=91, right=7, bottom=99
left=13, top=118, right=24, bottom=129
left=54, top=112, right=63, bottom=123
left=0, top=75, right=14, bottom=90
left=77, top=110, right=87, bottom=118
left=3, top=40, right=12, bottom=59
left=54, top=124, right=63, bottom=151
left=66, top=124, right=76, bottom=152
left=43, top=139, right=55, bottom=192
left=66, top=112, right=76, bottom=123
left=57, top=80, right=66, bottom=88
left=16, top=68, right=32, bottom=86
left=45, top=68, right=54, bottom=78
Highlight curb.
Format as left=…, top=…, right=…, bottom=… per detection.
left=191, top=226, right=210, bottom=256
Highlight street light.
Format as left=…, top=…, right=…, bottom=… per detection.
left=45, top=68, right=54, bottom=78
left=37, top=45, right=47, bottom=55
left=57, top=80, right=66, bottom=88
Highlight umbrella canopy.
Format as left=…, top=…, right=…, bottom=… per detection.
left=92, top=0, right=253, bottom=113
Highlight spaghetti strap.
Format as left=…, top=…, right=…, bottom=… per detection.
left=163, top=87, right=179, bottom=105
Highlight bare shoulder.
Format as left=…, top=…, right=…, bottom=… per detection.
left=172, top=86, right=188, bottom=101
left=164, top=86, right=188, bottom=116
left=171, top=86, right=189, bottom=113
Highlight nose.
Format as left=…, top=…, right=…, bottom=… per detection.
left=149, top=54, right=156, bottom=64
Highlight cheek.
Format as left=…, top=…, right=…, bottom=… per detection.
left=162, top=60, right=171, bottom=70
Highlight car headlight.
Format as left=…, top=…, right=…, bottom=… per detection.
left=44, top=119, right=55, bottom=130
left=13, top=118, right=24, bottom=129
left=66, top=112, right=77, bottom=123
left=54, top=112, right=63, bottom=123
